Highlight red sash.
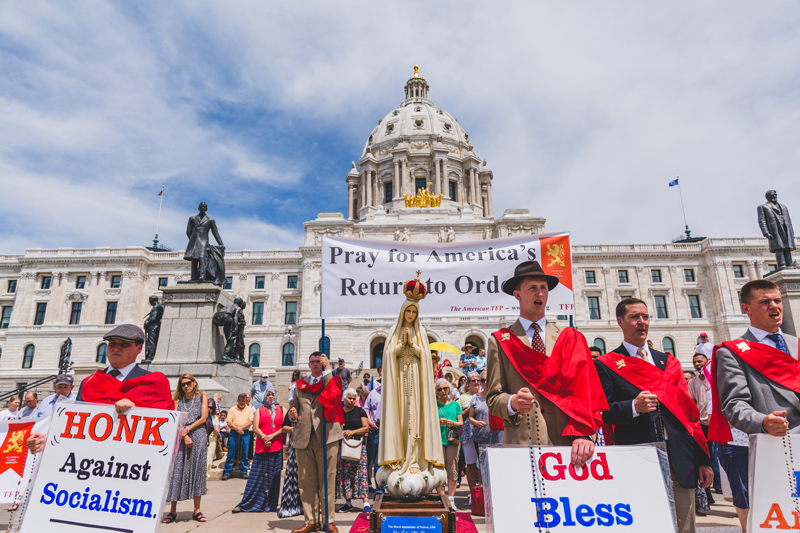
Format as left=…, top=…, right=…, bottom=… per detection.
left=493, top=327, right=608, bottom=437
left=709, top=340, right=800, bottom=443
left=597, top=351, right=709, bottom=456
left=295, top=375, right=345, bottom=424
left=80, top=370, right=174, bottom=411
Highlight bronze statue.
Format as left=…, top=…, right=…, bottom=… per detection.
left=184, top=202, right=226, bottom=285
left=213, top=297, right=247, bottom=363
left=142, top=295, right=164, bottom=362
left=58, top=338, right=72, bottom=374
left=758, top=190, right=795, bottom=270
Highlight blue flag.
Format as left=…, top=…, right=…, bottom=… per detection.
left=669, top=178, right=679, bottom=187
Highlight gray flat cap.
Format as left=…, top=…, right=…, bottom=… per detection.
left=103, top=324, right=145, bottom=344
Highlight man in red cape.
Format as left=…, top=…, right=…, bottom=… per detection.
left=486, top=261, right=607, bottom=468
left=595, top=298, right=712, bottom=533
left=28, top=324, right=172, bottom=453
left=709, top=279, right=800, bottom=530
left=288, top=351, right=344, bottom=533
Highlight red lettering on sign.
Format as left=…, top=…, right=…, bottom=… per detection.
left=59, top=412, right=91, bottom=440
left=539, top=452, right=567, bottom=481
left=137, top=417, right=168, bottom=446
left=761, top=503, right=791, bottom=530
left=88, top=413, right=113, bottom=441
left=113, top=415, right=141, bottom=443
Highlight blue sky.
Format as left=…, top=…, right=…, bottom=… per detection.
left=1, top=2, right=799, bottom=253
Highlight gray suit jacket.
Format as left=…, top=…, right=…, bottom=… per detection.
left=289, top=372, right=343, bottom=449
left=715, top=329, right=800, bottom=434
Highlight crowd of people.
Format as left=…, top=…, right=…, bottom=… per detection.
left=6, top=260, right=799, bottom=533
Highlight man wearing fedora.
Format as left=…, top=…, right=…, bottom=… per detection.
left=486, top=260, right=604, bottom=468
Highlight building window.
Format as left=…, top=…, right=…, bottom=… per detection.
left=282, top=343, right=295, bottom=366
left=224, top=276, right=233, bottom=290
left=768, top=263, right=778, bottom=273
left=34, top=303, right=47, bottom=325
left=662, top=337, right=675, bottom=355
left=587, top=297, right=601, bottom=320
left=96, top=344, right=107, bottom=364
left=585, top=270, right=596, bottom=284
left=252, top=302, right=264, bottom=325
left=287, top=276, right=298, bottom=289
left=76, top=276, right=86, bottom=289
left=110, top=275, right=121, bottom=288
left=249, top=344, right=261, bottom=367
left=105, top=302, right=118, bottom=324
left=319, top=337, right=331, bottom=357
left=7, top=280, right=17, bottom=293
left=1, top=306, right=11, bottom=329
left=684, top=268, right=695, bottom=282
left=651, top=269, right=662, bottom=283
left=449, top=181, right=457, bottom=201
left=654, top=295, right=668, bottom=319
left=593, top=338, right=606, bottom=352
left=732, top=264, right=745, bottom=278
left=285, top=302, right=297, bottom=324
left=255, top=276, right=265, bottom=289
left=158, top=277, right=168, bottom=288
left=22, top=345, right=34, bottom=369
left=415, top=177, right=427, bottom=193
left=556, top=315, right=568, bottom=321
left=618, top=270, right=629, bottom=284
left=69, top=302, right=82, bottom=325
left=41, top=276, right=52, bottom=290
left=384, top=182, right=393, bottom=203
left=688, top=295, right=702, bottom=318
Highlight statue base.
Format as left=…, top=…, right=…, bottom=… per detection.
left=369, top=493, right=455, bottom=533
left=147, top=283, right=253, bottom=407
left=766, top=268, right=800, bottom=337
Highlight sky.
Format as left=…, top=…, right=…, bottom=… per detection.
left=1, top=2, right=799, bottom=253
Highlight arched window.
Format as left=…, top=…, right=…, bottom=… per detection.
left=663, top=337, right=676, bottom=356
left=372, top=343, right=384, bottom=369
left=319, top=337, right=331, bottom=357
left=96, top=344, right=107, bottom=364
left=593, top=338, right=606, bottom=353
left=465, top=335, right=485, bottom=353
left=249, top=344, right=261, bottom=367
left=282, top=343, right=295, bottom=366
left=22, top=344, right=34, bottom=369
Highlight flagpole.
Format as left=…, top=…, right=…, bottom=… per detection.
left=153, top=185, right=165, bottom=248
left=673, top=176, right=692, bottom=240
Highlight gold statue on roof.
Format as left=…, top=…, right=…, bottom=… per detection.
left=404, top=182, right=443, bottom=208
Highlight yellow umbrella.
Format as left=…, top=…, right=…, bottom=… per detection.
left=429, top=342, right=460, bottom=354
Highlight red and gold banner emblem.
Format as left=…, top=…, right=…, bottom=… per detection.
left=0, top=421, right=34, bottom=477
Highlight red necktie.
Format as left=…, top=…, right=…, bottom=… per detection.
left=532, top=323, right=545, bottom=353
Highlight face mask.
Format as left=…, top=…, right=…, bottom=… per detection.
left=265, top=396, right=274, bottom=406
left=260, top=377, right=267, bottom=383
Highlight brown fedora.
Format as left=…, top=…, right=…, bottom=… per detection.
left=501, top=260, right=560, bottom=295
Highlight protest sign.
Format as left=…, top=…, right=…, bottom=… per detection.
left=17, top=402, right=184, bottom=533
left=0, top=417, right=49, bottom=504
left=748, top=434, right=800, bottom=531
left=481, top=445, right=675, bottom=533
left=321, top=233, right=573, bottom=318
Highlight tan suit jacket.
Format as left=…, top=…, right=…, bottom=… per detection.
left=486, top=318, right=577, bottom=446
left=290, top=372, right=343, bottom=449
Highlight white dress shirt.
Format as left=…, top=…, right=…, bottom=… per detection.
left=747, top=326, right=784, bottom=350
left=507, top=316, right=548, bottom=416
left=307, top=368, right=333, bottom=385
left=106, top=362, right=137, bottom=381
left=622, top=341, right=652, bottom=418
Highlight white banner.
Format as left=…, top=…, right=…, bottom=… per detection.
left=17, top=402, right=184, bottom=533
left=749, top=434, right=800, bottom=531
left=482, top=445, right=675, bottom=533
left=321, top=233, right=574, bottom=318
left=0, top=417, right=49, bottom=504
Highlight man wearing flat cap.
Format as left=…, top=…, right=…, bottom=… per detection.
left=486, top=261, right=607, bottom=468
left=37, top=374, right=77, bottom=418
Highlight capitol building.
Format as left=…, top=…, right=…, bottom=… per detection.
left=0, top=67, right=789, bottom=393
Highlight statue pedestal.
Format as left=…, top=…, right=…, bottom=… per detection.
left=369, top=493, right=455, bottom=533
left=766, top=269, right=800, bottom=337
left=145, top=283, right=253, bottom=407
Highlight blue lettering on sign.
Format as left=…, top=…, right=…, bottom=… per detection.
left=383, top=515, right=442, bottom=533
left=532, top=497, right=634, bottom=527
left=793, top=471, right=800, bottom=498
left=39, top=484, right=152, bottom=518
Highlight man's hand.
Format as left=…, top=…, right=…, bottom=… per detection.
left=27, top=431, right=46, bottom=454
left=763, top=410, right=789, bottom=436
left=473, top=420, right=488, bottom=428
left=765, top=233, right=774, bottom=240
left=633, top=391, right=658, bottom=414
left=570, top=438, right=595, bottom=468
left=289, top=407, right=298, bottom=420
left=511, top=388, right=535, bottom=414
left=698, top=465, right=714, bottom=489
left=320, top=354, right=331, bottom=371
left=115, top=398, right=136, bottom=415
left=237, top=428, right=244, bottom=435
left=343, top=430, right=352, bottom=439
left=369, top=420, right=378, bottom=430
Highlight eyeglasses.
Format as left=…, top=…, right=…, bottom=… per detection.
left=481, top=379, right=486, bottom=383
left=181, top=381, right=194, bottom=387
left=470, top=379, right=480, bottom=383
left=626, top=313, right=651, bottom=322
left=436, top=387, right=450, bottom=392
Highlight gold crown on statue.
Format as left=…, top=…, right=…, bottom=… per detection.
left=404, top=270, right=428, bottom=302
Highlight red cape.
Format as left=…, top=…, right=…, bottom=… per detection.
left=295, top=375, right=345, bottom=424
left=492, top=327, right=608, bottom=437
left=596, top=351, right=709, bottom=456
left=79, top=370, right=174, bottom=411
left=709, top=339, right=800, bottom=442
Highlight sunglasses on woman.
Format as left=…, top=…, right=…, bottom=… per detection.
left=181, top=381, right=194, bottom=387
left=436, top=387, right=450, bottom=392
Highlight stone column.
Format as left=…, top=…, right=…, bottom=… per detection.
left=347, top=184, right=353, bottom=219
left=486, top=182, right=494, bottom=217
left=374, top=172, right=380, bottom=205
left=768, top=269, right=800, bottom=336
left=394, top=160, right=400, bottom=198
left=443, top=160, right=450, bottom=199
left=755, top=260, right=765, bottom=279
left=434, top=160, right=441, bottom=196
left=402, top=160, right=408, bottom=196
left=469, top=169, right=475, bottom=204
left=365, top=170, right=372, bottom=206
left=747, top=260, right=758, bottom=281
